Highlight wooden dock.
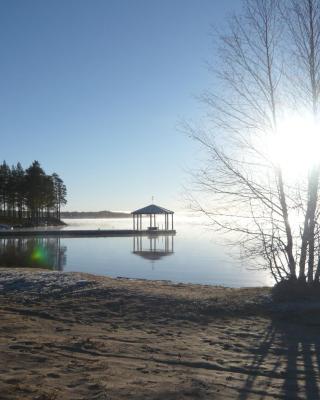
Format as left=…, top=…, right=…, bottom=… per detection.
left=0, top=229, right=176, bottom=238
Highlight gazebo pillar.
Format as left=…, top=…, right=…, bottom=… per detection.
left=171, top=213, right=174, bottom=230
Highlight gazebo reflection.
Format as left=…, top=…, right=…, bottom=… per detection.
left=132, top=234, right=174, bottom=262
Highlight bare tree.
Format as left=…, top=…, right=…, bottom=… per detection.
left=284, top=0, right=320, bottom=283
left=188, top=0, right=320, bottom=285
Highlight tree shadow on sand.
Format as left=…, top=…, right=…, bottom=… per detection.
left=238, top=314, right=320, bottom=400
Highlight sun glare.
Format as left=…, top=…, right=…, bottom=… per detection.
left=267, top=115, right=320, bottom=179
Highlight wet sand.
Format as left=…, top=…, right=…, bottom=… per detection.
left=0, top=269, right=320, bottom=399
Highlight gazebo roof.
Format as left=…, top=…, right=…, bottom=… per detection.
left=131, top=204, right=174, bottom=215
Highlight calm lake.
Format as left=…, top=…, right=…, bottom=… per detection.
left=0, top=216, right=272, bottom=287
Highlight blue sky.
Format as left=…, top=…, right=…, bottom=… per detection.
left=0, top=0, right=240, bottom=211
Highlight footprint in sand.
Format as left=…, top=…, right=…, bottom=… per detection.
left=5, top=378, right=21, bottom=385
left=46, top=372, right=60, bottom=378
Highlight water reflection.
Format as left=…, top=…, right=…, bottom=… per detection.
left=0, top=237, right=67, bottom=270
left=132, top=234, right=174, bottom=262
left=0, top=235, right=175, bottom=271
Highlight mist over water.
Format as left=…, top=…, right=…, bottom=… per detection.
left=0, top=215, right=272, bottom=287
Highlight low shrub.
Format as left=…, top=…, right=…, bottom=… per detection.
left=272, top=278, right=320, bottom=302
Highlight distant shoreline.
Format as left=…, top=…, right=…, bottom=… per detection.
left=61, top=211, right=131, bottom=219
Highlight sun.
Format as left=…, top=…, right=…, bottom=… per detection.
left=266, top=114, right=320, bottom=180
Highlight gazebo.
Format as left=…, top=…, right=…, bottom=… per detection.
left=131, top=204, right=174, bottom=231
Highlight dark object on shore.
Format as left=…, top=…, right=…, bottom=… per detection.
left=0, top=224, right=11, bottom=230
left=272, top=278, right=320, bottom=302
left=148, top=226, right=158, bottom=231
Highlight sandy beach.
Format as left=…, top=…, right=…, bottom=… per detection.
left=0, top=269, right=320, bottom=399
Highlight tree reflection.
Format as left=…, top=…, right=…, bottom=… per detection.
left=0, top=237, right=67, bottom=270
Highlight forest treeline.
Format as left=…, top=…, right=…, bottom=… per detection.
left=61, top=211, right=130, bottom=219
left=0, top=160, right=67, bottom=225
